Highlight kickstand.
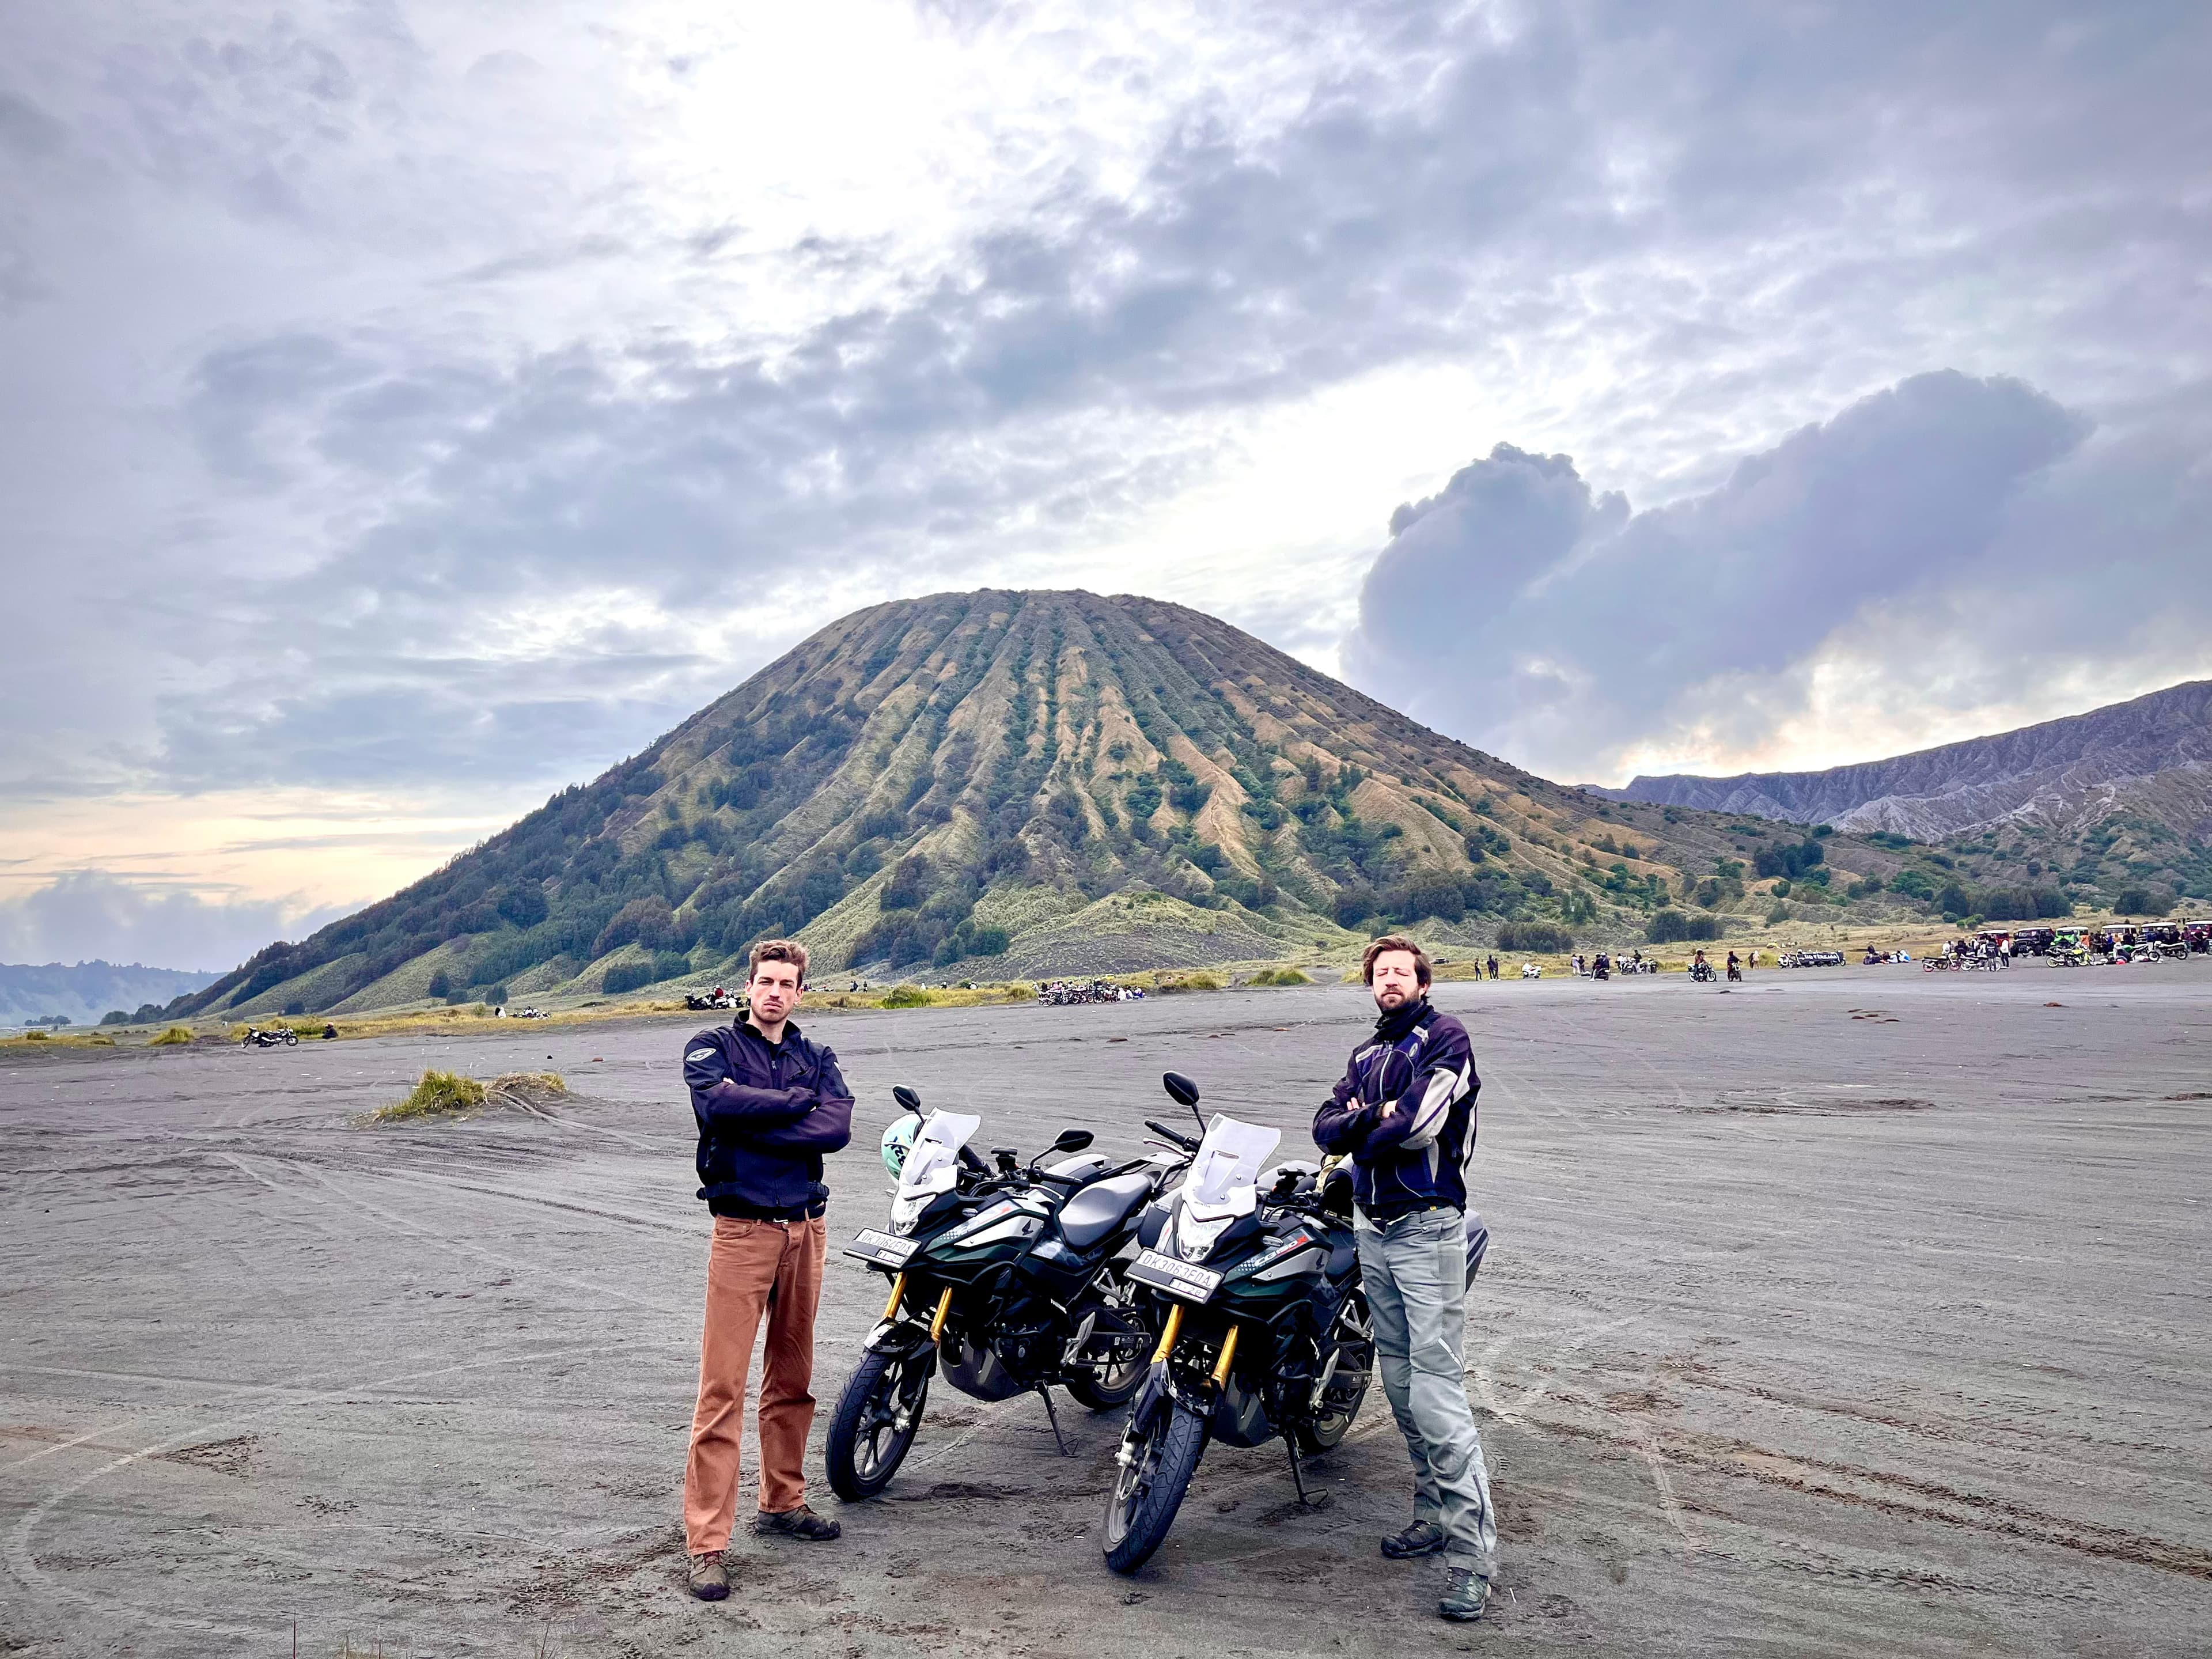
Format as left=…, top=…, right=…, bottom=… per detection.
left=1037, top=1387, right=1070, bottom=1457
left=1285, top=1437, right=1320, bottom=1506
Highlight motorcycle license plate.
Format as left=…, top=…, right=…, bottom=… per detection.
left=1128, top=1249, right=1222, bottom=1303
left=844, top=1229, right=917, bottom=1267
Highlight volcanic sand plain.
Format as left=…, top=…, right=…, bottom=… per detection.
left=3, top=962, right=2209, bottom=1657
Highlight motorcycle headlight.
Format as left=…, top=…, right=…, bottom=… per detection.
left=1173, top=1204, right=1233, bottom=1261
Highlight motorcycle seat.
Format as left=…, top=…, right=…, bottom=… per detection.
left=1043, top=1152, right=1112, bottom=1184
left=1057, top=1172, right=1153, bottom=1249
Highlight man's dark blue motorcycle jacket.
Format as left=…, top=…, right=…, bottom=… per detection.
left=682, top=1018, right=854, bottom=1219
left=1312, top=997, right=1479, bottom=1222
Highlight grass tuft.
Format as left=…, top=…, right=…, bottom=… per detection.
left=881, top=983, right=930, bottom=1008
left=372, top=1069, right=488, bottom=1123
left=150, top=1027, right=194, bottom=1046
left=1153, top=970, right=1224, bottom=993
left=488, top=1071, right=567, bottom=1105
left=1248, top=967, right=1312, bottom=986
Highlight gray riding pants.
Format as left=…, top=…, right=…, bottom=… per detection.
left=1355, top=1205, right=1497, bottom=1573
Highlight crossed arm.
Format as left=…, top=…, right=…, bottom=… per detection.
left=1311, top=1023, right=1476, bottom=1156
left=684, top=1043, right=855, bottom=1155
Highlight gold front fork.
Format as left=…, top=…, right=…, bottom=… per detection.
left=881, top=1271, right=907, bottom=1321
left=927, top=1286, right=955, bottom=1342
left=1151, top=1302, right=1184, bottom=1363
left=1210, top=1321, right=1241, bottom=1387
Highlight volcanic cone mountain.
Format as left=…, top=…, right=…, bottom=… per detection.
left=173, top=591, right=1919, bottom=1019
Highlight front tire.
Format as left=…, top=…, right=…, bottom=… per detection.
left=1103, top=1398, right=1208, bottom=1574
left=825, top=1347, right=928, bottom=1501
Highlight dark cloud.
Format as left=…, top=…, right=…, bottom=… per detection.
left=1344, top=370, right=2211, bottom=779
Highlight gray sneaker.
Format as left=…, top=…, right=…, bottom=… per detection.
left=1381, top=1519, right=1447, bottom=1559
left=687, top=1552, right=729, bottom=1601
left=1440, top=1566, right=1490, bottom=1622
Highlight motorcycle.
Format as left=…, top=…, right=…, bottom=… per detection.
left=1102, top=1071, right=1488, bottom=1575
left=239, top=1025, right=298, bottom=1048
left=1689, top=961, right=1715, bottom=983
left=825, top=1088, right=1184, bottom=1501
left=684, top=987, right=741, bottom=1012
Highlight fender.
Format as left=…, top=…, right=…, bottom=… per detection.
left=863, top=1320, right=941, bottom=1380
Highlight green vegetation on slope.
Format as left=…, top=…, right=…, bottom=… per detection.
left=165, top=590, right=1991, bottom=1020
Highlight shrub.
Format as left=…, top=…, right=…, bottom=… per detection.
left=22, top=1029, right=46, bottom=1041
left=484, top=983, right=510, bottom=1006
left=1646, top=909, right=1720, bottom=944
left=150, top=1027, right=193, bottom=1046
left=1249, top=967, right=1312, bottom=986
left=282, top=1000, right=306, bottom=1017
left=1753, top=840, right=1825, bottom=880
left=1497, top=919, right=1570, bottom=953
left=1155, top=971, right=1224, bottom=993
left=881, top=983, right=930, bottom=1008
left=966, top=925, right=1010, bottom=957
left=372, top=1069, right=487, bottom=1123
left=602, top=960, right=660, bottom=996
left=1770, top=879, right=1791, bottom=898
left=426, top=969, right=453, bottom=1000
left=1765, top=904, right=1790, bottom=925
left=2113, top=885, right=2174, bottom=917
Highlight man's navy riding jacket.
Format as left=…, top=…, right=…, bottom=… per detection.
left=1312, top=998, right=1479, bottom=1224
left=683, top=1019, right=854, bottom=1219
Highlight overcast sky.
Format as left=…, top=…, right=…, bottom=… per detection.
left=2, top=1, right=2206, bottom=969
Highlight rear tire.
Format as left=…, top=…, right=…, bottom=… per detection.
left=1296, top=1290, right=1374, bottom=1453
left=1103, top=1399, right=1208, bottom=1574
left=1065, top=1353, right=1146, bottom=1411
left=825, top=1348, right=928, bottom=1501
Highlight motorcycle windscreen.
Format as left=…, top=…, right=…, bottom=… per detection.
left=1180, top=1115, right=1281, bottom=1219
left=898, top=1110, right=982, bottom=1204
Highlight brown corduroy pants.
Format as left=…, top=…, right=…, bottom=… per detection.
left=683, top=1213, right=827, bottom=1553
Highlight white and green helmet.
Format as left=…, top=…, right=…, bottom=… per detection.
left=880, top=1112, right=922, bottom=1178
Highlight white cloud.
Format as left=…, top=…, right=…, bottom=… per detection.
left=0, top=871, right=352, bottom=975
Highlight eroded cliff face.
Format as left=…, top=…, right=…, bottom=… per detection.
left=1613, top=681, right=2212, bottom=843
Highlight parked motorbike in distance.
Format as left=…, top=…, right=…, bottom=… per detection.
left=825, top=1086, right=1185, bottom=1502
left=239, top=1025, right=298, bottom=1048
left=684, top=987, right=741, bottom=1012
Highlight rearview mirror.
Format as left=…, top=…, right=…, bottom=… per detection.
left=1162, top=1071, right=1200, bottom=1108
left=1051, top=1128, right=1094, bottom=1153
left=892, top=1084, right=921, bottom=1112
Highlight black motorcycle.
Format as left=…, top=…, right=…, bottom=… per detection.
left=1688, top=961, right=1715, bottom=983
left=1099, top=1073, right=1377, bottom=1574
left=825, top=1088, right=1181, bottom=1501
left=239, top=1025, right=298, bottom=1048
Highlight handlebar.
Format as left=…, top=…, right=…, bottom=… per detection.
left=1145, top=1119, right=1200, bottom=1152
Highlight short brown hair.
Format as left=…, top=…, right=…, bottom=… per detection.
left=1362, top=934, right=1431, bottom=987
left=747, top=940, right=809, bottom=984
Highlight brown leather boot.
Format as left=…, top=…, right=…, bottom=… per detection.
left=753, top=1503, right=840, bottom=1541
left=686, top=1551, right=729, bottom=1600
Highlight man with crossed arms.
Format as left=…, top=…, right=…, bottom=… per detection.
left=1313, top=933, right=1496, bottom=1622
